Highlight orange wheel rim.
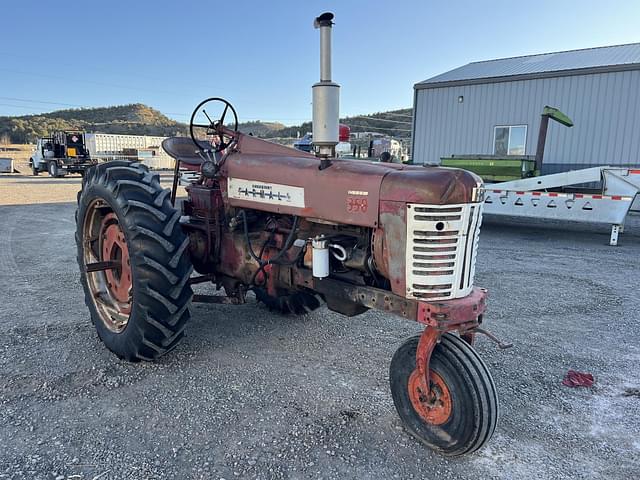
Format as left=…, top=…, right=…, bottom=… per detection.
left=101, top=214, right=132, bottom=314
left=408, top=369, right=452, bottom=425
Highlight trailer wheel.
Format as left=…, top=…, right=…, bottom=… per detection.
left=254, top=288, right=321, bottom=315
left=76, top=161, right=193, bottom=361
left=389, top=332, right=498, bottom=456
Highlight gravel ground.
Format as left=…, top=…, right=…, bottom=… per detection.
left=0, top=172, right=181, bottom=206
left=0, top=182, right=639, bottom=479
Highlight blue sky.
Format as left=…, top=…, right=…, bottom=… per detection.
left=1, top=0, right=638, bottom=125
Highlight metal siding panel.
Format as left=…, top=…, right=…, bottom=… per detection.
left=621, top=71, right=640, bottom=162
left=421, top=90, right=430, bottom=162
left=524, top=78, right=538, bottom=156
left=592, top=74, right=606, bottom=165
left=414, top=90, right=425, bottom=162
left=413, top=90, right=422, bottom=161
left=625, top=71, right=640, bottom=162
left=611, top=71, right=628, bottom=162
left=436, top=89, right=444, bottom=159
left=419, top=89, right=428, bottom=162
left=412, top=71, right=640, bottom=169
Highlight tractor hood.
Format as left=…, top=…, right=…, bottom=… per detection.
left=222, top=134, right=483, bottom=228
left=379, top=166, right=483, bottom=206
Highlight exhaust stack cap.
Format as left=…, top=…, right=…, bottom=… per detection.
left=312, top=11, right=340, bottom=159
left=314, top=12, right=334, bottom=28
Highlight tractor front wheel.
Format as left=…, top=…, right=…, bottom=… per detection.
left=75, top=161, right=193, bottom=361
left=389, top=332, right=498, bottom=456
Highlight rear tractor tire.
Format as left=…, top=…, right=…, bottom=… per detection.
left=75, top=161, right=193, bottom=361
left=31, top=159, right=39, bottom=176
left=389, top=332, right=498, bottom=456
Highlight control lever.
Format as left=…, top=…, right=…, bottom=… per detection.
left=474, top=327, right=513, bottom=350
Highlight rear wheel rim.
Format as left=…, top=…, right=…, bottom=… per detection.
left=82, top=201, right=132, bottom=332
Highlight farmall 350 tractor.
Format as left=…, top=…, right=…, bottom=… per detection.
left=76, top=13, right=505, bottom=456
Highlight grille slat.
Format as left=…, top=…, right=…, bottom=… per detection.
left=406, top=202, right=483, bottom=301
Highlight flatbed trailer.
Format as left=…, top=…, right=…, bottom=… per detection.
left=482, top=167, right=640, bottom=245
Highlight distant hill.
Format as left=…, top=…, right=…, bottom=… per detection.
left=243, top=108, right=413, bottom=140
left=0, top=104, right=187, bottom=143
left=237, top=120, right=286, bottom=137
left=0, top=104, right=412, bottom=144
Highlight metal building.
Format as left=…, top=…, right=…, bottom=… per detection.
left=412, top=43, right=640, bottom=174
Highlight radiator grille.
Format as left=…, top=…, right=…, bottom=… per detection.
left=406, top=203, right=482, bottom=300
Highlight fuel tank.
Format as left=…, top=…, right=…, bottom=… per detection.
left=221, top=134, right=483, bottom=228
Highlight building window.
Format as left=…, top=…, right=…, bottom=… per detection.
left=494, top=125, right=527, bottom=156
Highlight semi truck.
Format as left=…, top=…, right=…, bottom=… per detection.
left=30, top=131, right=97, bottom=177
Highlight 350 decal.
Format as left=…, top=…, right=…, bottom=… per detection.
left=346, top=196, right=368, bottom=213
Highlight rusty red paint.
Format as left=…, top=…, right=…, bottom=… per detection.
left=100, top=213, right=131, bottom=313
left=346, top=196, right=368, bottom=213
left=223, top=152, right=387, bottom=227
left=380, top=168, right=481, bottom=205
left=378, top=201, right=407, bottom=296
left=416, top=287, right=487, bottom=328
left=222, top=133, right=481, bottom=228
left=408, top=327, right=455, bottom=425
left=408, top=368, right=453, bottom=425
left=371, top=228, right=388, bottom=279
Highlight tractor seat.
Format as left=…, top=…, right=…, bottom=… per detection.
left=162, top=137, right=215, bottom=166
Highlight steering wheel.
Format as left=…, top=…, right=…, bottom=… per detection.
left=189, top=97, right=239, bottom=152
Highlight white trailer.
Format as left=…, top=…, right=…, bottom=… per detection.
left=84, top=133, right=174, bottom=169
left=482, top=167, right=640, bottom=245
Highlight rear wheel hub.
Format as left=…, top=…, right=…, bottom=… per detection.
left=83, top=205, right=133, bottom=333
left=101, top=218, right=132, bottom=309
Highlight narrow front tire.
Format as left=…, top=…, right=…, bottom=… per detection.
left=389, top=332, right=498, bottom=456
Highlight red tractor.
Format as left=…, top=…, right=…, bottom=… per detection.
left=75, top=13, right=503, bottom=456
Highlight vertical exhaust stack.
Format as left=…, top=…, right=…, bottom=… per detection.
left=312, top=12, right=340, bottom=165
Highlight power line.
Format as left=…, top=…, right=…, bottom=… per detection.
left=0, top=97, right=88, bottom=108
left=0, top=103, right=50, bottom=111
